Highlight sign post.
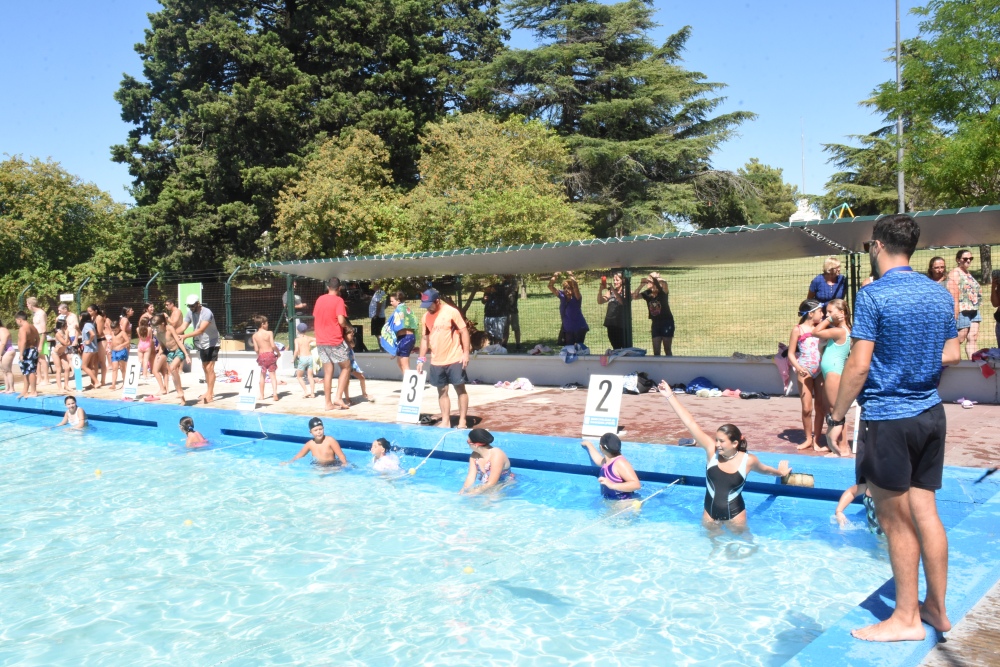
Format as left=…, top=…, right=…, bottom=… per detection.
left=396, top=370, right=427, bottom=423
left=582, top=374, right=625, bottom=437
left=236, top=367, right=258, bottom=411
left=121, top=357, right=140, bottom=400
left=71, top=354, right=83, bottom=392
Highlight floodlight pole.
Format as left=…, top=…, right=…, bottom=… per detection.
left=896, top=0, right=905, bottom=213
left=224, top=266, right=241, bottom=337
left=75, top=278, right=91, bottom=316
left=143, top=272, right=160, bottom=304
left=17, top=284, right=34, bottom=311
left=286, top=275, right=296, bottom=351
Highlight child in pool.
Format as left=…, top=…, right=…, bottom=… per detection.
left=581, top=433, right=640, bottom=500
left=251, top=315, right=280, bottom=402
left=292, top=322, right=317, bottom=398
left=659, top=379, right=791, bottom=533
left=835, top=482, right=883, bottom=536
left=370, top=437, right=401, bottom=473
left=460, top=428, right=514, bottom=494
left=108, top=320, right=130, bottom=390
left=56, top=395, right=87, bottom=429
left=283, top=417, right=348, bottom=466
left=179, top=416, right=208, bottom=448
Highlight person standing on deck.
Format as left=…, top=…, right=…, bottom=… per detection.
left=313, top=277, right=352, bottom=411
left=416, top=288, right=471, bottom=429
left=26, top=298, right=50, bottom=386
left=180, top=295, right=221, bottom=404
left=827, top=214, right=960, bottom=642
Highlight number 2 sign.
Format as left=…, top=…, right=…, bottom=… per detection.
left=396, top=370, right=427, bottom=423
left=582, top=374, right=624, bottom=437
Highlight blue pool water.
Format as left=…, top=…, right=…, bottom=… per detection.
left=0, top=412, right=893, bottom=666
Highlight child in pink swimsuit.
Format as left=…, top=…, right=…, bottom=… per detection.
left=788, top=300, right=826, bottom=452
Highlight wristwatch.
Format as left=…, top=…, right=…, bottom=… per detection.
left=826, top=413, right=846, bottom=428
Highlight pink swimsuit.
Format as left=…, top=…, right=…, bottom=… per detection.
left=796, top=332, right=821, bottom=378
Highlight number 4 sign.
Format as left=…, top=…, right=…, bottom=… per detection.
left=582, top=374, right=624, bottom=437
left=396, top=370, right=427, bottom=423
left=237, top=368, right=258, bottom=411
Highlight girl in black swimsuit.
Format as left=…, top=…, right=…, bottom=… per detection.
left=658, top=380, right=791, bottom=533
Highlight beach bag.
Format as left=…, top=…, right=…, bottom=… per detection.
left=636, top=372, right=656, bottom=394
left=623, top=372, right=639, bottom=394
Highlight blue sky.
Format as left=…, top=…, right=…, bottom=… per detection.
left=0, top=0, right=923, bottom=203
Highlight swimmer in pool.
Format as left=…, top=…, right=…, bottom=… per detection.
left=55, top=396, right=87, bottom=430
left=179, top=416, right=208, bottom=448
left=659, top=380, right=791, bottom=532
left=835, top=482, right=883, bottom=536
left=370, top=437, right=401, bottom=473
left=581, top=433, right=640, bottom=500
left=284, top=417, right=348, bottom=466
left=460, top=428, right=514, bottom=494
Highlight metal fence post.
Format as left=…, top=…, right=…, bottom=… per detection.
left=286, top=274, right=296, bottom=351
left=75, top=278, right=91, bottom=316
left=17, top=283, right=34, bottom=311
left=621, top=269, right=633, bottom=348
left=143, top=272, right=160, bottom=304
left=225, top=266, right=241, bottom=337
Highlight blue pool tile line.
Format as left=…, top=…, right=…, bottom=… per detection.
left=4, top=394, right=999, bottom=667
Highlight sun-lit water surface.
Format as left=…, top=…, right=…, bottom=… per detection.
left=0, top=414, right=890, bottom=666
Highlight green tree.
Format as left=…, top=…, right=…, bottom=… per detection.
left=0, top=156, right=132, bottom=319
left=113, top=0, right=505, bottom=271
left=692, top=159, right=799, bottom=228
left=405, top=113, right=587, bottom=249
left=472, top=0, right=754, bottom=236
left=273, top=131, right=406, bottom=259
left=869, top=0, right=1000, bottom=207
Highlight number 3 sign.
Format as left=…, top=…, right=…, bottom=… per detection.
left=396, top=370, right=427, bottom=423
left=582, top=374, right=624, bottom=437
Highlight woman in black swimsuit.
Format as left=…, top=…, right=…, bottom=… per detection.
left=659, top=380, right=791, bottom=532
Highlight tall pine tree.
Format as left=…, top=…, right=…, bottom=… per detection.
left=471, top=0, right=753, bottom=236
left=113, top=0, right=504, bottom=270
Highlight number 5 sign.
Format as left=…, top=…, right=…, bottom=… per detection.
left=121, top=358, right=140, bottom=400
left=582, top=374, right=624, bottom=437
left=396, top=370, right=427, bottom=423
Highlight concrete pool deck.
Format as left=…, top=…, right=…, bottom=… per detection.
left=3, top=382, right=999, bottom=666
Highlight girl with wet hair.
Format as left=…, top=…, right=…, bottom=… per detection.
left=179, top=416, right=207, bottom=448
left=658, top=382, right=790, bottom=532
left=581, top=433, right=640, bottom=500
left=788, top=299, right=826, bottom=451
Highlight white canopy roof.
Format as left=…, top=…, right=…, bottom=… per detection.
left=253, top=206, right=1000, bottom=281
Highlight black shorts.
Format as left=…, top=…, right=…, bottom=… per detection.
left=426, top=361, right=468, bottom=388
left=199, top=346, right=220, bottom=363
left=856, top=403, right=946, bottom=492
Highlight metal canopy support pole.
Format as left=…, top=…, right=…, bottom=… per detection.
left=621, top=269, right=633, bottom=349
left=143, top=272, right=160, bottom=304
left=17, top=284, right=34, bottom=311
left=848, top=253, right=860, bottom=310
left=456, top=276, right=463, bottom=312
left=75, top=278, right=91, bottom=316
left=224, top=266, right=241, bottom=337
left=895, top=0, right=905, bottom=213
left=286, top=275, right=296, bottom=351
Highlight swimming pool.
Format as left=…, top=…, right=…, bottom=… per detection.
left=1, top=396, right=998, bottom=666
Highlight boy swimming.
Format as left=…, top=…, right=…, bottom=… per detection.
left=284, top=417, right=348, bottom=466
left=370, top=437, right=401, bottom=473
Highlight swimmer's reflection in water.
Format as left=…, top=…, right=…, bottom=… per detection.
left=283, top=417, right=348, bottom=467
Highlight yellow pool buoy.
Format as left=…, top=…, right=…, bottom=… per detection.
left=183, top=519, right=193, bottom=526
left=94, top=469, right=102, bottom=477
left=408, top=468, right=416, bottom=475
left=463, top=566, right=474, bottom=574
left=631, top=500, right=642, bottom=510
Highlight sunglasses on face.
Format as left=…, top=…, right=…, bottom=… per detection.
left=960, top=256, right=973, bottom=262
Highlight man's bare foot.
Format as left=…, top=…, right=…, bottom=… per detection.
left=456, top=421, right=468, bottom=429
left=813, top=443, right=831, bottom=452
left=796, top=441, right=813, bottom=450
left=305, top=393, right=314, bottom=399
left=364, top=394, right=373, bottom=403
left=920, top=603, right=952, bottom=632
left=328, top=401, right=349, bottom=410
left=852, top=615, right=926, bottom=642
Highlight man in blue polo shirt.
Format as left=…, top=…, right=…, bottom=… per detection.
left=828, top=214, right=960, bottom=642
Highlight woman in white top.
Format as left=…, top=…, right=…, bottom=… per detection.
left=56, top=396, right=87, bottom=429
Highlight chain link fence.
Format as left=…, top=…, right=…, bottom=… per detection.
left=4, top=248, right=997, bottom=357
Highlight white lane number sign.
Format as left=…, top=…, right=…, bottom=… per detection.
left=237, top=368, right=258, bottom=411
left=122, top=358, right=140, bottom=400
left=397, top=370, right=427, bottom=423
left=582, top=374, right=624, bottom=437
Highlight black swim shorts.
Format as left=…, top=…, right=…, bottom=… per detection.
left=199, top=346, right=220, bottom=363
left=856, top=402, right=946, bottom=492
left=426, top=361, right=468, bottom=389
